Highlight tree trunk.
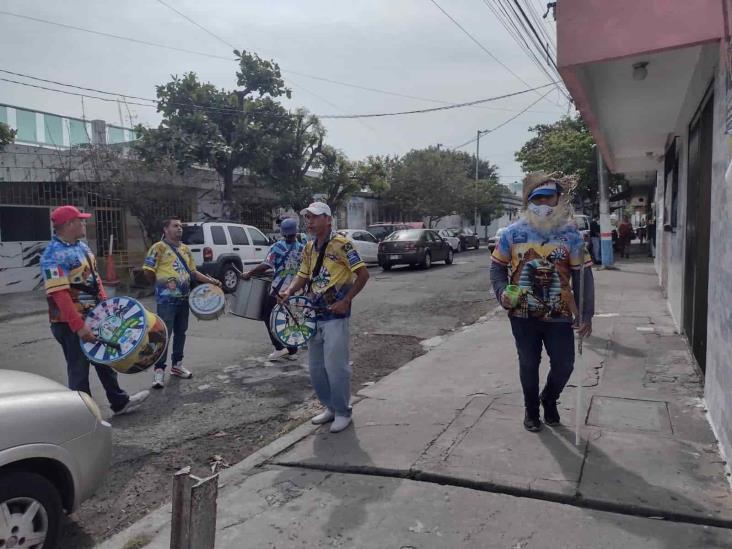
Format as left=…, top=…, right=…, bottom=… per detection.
left=222, top=165, right=235, bottom=221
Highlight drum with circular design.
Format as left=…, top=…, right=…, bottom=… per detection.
left=189, top=283, right=226, bottom=320
left=81, top=297, right=168, bottom=374
left=270, top=295, right=318, bottom=348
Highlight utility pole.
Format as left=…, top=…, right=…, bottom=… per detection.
left=474, top=129, right=491, bottom=233
left=598, top=148, right=614, bottom=267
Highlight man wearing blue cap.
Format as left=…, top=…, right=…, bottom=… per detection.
left=242, top=217, right=305, bottom=360
left=490, top=173, right=594, bottom=432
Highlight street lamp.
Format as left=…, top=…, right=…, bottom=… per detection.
left=474, top=128, right=491, bottom=233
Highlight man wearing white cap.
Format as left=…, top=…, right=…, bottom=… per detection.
left=280, top=202, right=370, bottom=433
left=490, top=173, right=594, bottom=432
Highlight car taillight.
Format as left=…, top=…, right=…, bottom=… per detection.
left=403, top=243, right=416, bottom=251
left=203, top=247, right=213, bottom=262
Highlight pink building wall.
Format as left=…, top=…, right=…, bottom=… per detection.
left=557, top=0, right=730, bottom=69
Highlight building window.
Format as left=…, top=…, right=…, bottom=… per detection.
left=0, top=206, right=51, bottom=241
left=16, top=109, right=37, bottom=143
left=663, top=137, right=679, bottom=229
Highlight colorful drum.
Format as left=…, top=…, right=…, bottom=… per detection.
left=189, top=283, right=226, bottom=320
left=270, top=295, right=318, bottom=348
left=81, top=297, right=168, bottom=374
left=230, top=277, right=271, bottom=320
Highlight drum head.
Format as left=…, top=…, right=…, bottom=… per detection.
left=270, top=295, right=317, bottom=348
left=81, top=297, right=150, bottom=368
left=189, top=283, right=225, bottom=319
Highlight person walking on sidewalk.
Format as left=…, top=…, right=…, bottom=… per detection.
left=143, top=217, right=222, bottom=389
left=41, top=205, right=149, bottom=415
left=618, top=216, right=633, bottom=259
left=490, top=174, right=594, bottom=432
left=241, top=218, right=304, bottom=361
left=279, top=202, right=370, bottom=433
left=589, top=217, right=601, bottom=264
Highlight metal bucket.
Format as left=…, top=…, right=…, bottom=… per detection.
left=230, top=277, right=271, bottom=320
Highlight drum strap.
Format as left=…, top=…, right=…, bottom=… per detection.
left=307, top=237, right=330, bottom=293
left=164, top=240, right=196, bottom=281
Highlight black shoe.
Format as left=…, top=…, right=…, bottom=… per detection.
left=541, top=398, right=561, bottom=426
left=523, top=411, right=542, bottom=432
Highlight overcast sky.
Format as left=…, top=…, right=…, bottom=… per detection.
left=0, top=0, right=571, bottom=185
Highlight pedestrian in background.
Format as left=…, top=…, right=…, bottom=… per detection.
left=143, top=217, right=221, bottom=389
left=490, top=173, right=594, bottom=432
left=646, top=217, right=657, bottom=258
left=617, top=216, right=633, bottom=259
left=41, top=205, right=149, bottom=415
left=241, top=218, right=304, bottom=361
left=590, top=217, right=601, bottom=264
left=280, top=202, right=370, bottom=433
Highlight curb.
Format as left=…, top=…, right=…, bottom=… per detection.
left=0, top=308, right=47, bottom=323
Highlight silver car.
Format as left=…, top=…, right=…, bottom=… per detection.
left=0, top=369, right=112, bottom=549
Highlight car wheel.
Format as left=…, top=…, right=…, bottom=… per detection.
left=421, top=251, right=432, bottom=269
left=221, top=264, right=239, bottom=293
left=445, top=248, right=454, bottom=265
left=382, top=263, right=392, bottom=271
left=0, top=471, right=62, bottom=549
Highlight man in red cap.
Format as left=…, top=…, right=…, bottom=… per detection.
left=40, top=205, right=149, bottom=415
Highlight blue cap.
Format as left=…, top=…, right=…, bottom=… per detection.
left=280, top=218, right=298, bottom=236
left=528, top=181, right=560, bottom=201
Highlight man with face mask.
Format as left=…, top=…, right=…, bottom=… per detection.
left=490, top=173, right=594, bottom=432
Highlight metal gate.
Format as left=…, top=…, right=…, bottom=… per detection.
left=683, top=85, right=714, bottom=373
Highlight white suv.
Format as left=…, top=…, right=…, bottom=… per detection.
left=182, top=222, right=271, bottom=292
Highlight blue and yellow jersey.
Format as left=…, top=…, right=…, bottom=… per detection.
left=143, top=240, right=197, bottom=304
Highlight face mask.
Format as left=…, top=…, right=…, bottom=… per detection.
left=528, top=203, right=554, bottom=217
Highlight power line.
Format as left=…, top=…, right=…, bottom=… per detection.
left=154, top=0, right=236, bottom=50
left=0, top=9, right=561, bottom=116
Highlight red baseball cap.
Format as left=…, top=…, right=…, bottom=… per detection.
left=51, top=205, right=91, bottom=226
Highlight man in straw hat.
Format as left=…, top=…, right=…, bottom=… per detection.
left=41, top=205, right=150, bottom=415
left=490, top=173, right=594, bottom=432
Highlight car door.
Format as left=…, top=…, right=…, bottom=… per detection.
left=431, top=231, right=448, bottom=260
left=359, top=231, right=379, bottom=263
left=226, top=225, right=255, bottom=266
left=246, top=226, right=271, bottom=262
left=424, top=231, right=440, bottom=260
left=347, top=232, right=367, bottom=263
left=207, top=224, right=231, bottom=263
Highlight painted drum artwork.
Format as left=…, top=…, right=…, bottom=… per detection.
left=270, top=295, right=318, bottom=348
left=189, top=283, right=226, bottom=321
left=81, top=297, right=168, bottom=374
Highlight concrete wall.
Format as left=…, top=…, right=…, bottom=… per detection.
left=704, top=40, right=732, bottom=465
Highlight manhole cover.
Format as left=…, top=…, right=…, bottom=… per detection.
left=587, top=396, right=672, bottom=434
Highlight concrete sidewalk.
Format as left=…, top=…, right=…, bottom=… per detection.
left=100, top=259, right=732, bottom=548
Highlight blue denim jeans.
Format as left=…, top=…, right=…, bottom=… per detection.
left=50, top=322, right=129, bottom=412
left=509, top=317, right=575, bottom=416
left=308, top=317, right=352, bottom=417
left=155, top=300, right=190, bottom=370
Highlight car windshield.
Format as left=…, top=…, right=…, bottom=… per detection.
left=574, top=216, right=590, bottom=231
left=385, top=230, right=423, bottom=241
left=182, top=225, right=204, bottom=245
left=368, top=226, right=393, bottom=240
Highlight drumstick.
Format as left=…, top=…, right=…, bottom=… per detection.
left=97, top=338, right=122, bottom=351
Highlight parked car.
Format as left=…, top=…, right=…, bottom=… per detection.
left=182, top=222, right=271, bottom=292
left=573, top=214, right=591, bottom=243
left=378, top=229, right=454, bottom=270
left=335, top=229, right=380, bottom=263
left=488, top=227, right=508, bottom=252
left=0, top=370, right=112, bottom=549
left=449, top=227, right=480, bottom=251
left=437, top=229, right=462, bottom=252
left=367, top=223, right=411, bottom=242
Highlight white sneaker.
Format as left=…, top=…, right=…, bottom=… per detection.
left=152, top=369, right=165, bottom=389
left=267, top=348, right=290, bottom=361
left=330, top=416, right=352, bottom=433
left=114, top=390, right=150, bottom=416
left=171, top=363, right=192, bottom=379
left=311, top=410, right=335, bottom=425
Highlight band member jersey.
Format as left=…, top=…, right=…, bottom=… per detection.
left=40, top=236, right=103, bottom=322
left=297, top=234, right=365, bottom=320
left=143, top=240, right=197, bottom=304
left=265, top=239, right=305, bottom=295
left=491, top=219, right=592, bottom=322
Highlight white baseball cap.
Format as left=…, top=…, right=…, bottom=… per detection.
left=300, top=202, right=332, bottom=217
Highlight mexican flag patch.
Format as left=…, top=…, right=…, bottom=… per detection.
left=44, top=266, right=63, bottom=280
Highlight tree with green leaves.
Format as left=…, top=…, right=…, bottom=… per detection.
left=515, top=115, right=624, bottom=204
left=0, top=122, right=16, bottom=151
left=134, top=50, right=292, bottom=218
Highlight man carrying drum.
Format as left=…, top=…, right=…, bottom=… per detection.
left=279, top=202, right=370, bottom=433
left=241, top=218, right=304, bottom=361
left=41, top=205, right=149, bottom=415
left=143, top=217, right=221, bottom=389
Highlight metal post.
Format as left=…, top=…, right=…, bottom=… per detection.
left=170, top=468, right=219, bottom=549
left=598, top=149, right=614, bottom=267
left=474, top=130, right=480, bottom=233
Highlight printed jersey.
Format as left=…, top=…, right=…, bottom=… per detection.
left=264, top=239, right=305, bottom=295
left=143, top=240, right=197, bottom=304
left=491, top=219, right=592, bottom=321
left=297, top=234, right=365, bottom=320
left=40, top=236, right=103, bottom=322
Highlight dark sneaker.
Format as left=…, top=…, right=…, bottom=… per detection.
left=541, top=398, right=561, bottom=426
left=523, top=411, right=542, bottom=432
